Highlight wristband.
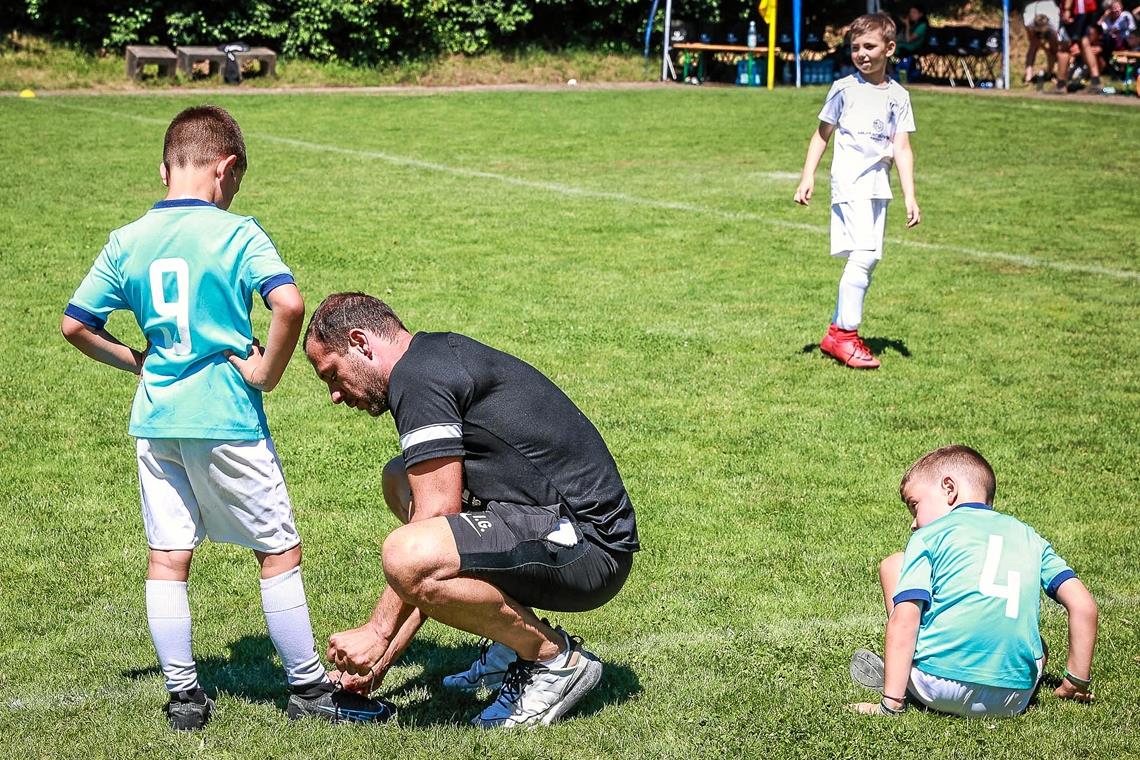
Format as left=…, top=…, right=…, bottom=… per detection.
left=878, top=697, right=906, bottom=716
left=1064, top=669, right=1092, bottom=688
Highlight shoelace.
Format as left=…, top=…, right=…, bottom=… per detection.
left=851, top=336, right=873, bottom=358
left=496, top=660, right=538, bottom=706
left=477, top=637, right=492, bottom=666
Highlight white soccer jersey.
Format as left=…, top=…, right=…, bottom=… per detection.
left=818, top=74, right=915, bottom=204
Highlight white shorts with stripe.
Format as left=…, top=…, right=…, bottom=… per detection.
left=137, top=437, right=299, bottom=553
left=831, top=199, right=888, bottom=258
left=908, top=658, right=1045, bottom=718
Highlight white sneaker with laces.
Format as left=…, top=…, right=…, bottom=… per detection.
left=442, top=639, right=517, bottom=692
left=471, top=631, right=602, bottom=729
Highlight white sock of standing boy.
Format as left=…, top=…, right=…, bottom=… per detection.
left=145, top=579, right=200, bottom=693
left=834, top=250, right=879, bottom=331
left=260, top=566, right=326, bottom=687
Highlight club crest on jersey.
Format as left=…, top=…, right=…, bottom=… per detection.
left=873, top=118, right=885, bottom=133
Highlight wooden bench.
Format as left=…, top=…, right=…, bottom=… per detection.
left=670, top=42, right=774, bottom=83
left=175, top=46, right=277, bottom=78
left=125, top=45, right=178, bottom=79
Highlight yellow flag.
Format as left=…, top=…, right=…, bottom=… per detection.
left=758, top=0, right=776, bottom=27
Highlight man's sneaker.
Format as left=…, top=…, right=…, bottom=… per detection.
left=850, top=648, right=885, bottom=691
left=442, top=639, right=517, bottom=692
left=471, top=631, right=602, bottom=729
left=820, top=324, right=881, bottom=369
left=286, top=680, right=396, bottom=724
left=165, top=687, right=214, bottom=731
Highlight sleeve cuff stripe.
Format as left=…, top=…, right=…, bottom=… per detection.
left=64, top=303, right=105, bottom=330
left=1046, top=569, right=1077, bottom=599
left=259, top=273, right=295, bottom=298
left=400, top=423, right=462, bottom=451
left=892, top=589, right=932, bottom=608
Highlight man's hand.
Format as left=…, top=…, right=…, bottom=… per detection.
left=794, top=179, right=814, bottom=206
left=225, top=340, right=270, bottom=391
left=905, top=197, right=921, bottom=228
left=330, top=668, right=383, bottom=695
left=328, top=623, right=387, bottom=676
left=1055, top=676, right=1095, bottom=703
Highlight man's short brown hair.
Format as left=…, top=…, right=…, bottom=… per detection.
left=849, top=13, right=897, bottom=44
left=163, top=105, right=247, bottom=173
left=900, top=445, right=997, bottom=505
left=304, top=292, right=407, bottom=355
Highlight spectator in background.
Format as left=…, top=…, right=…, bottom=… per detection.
left=1023, top=1, right=1061, bottom=86
left=1055, top=0, right=1108, bottom=92
left=1100, top=1, right=1137, bottom=51
left=894, top=5, right=929, bottom=81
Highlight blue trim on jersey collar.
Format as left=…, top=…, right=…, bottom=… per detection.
left=153, top=199, right=215, bottom=209
left=954, top=502, right=993, bottom=511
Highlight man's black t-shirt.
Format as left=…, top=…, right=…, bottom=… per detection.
left=387, top=332, right=639, bottom=554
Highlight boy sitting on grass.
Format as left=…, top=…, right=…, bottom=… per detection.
left=850, top=445, right=1098, bottom=717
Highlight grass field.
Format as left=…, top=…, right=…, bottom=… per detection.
left=1, top=86, right=1138, bottom=759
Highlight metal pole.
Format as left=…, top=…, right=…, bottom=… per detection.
left=661, top=0, right=673, bottom=81
left=1001, top=0, right=1010, bottom=88
left=794, top=0, right=803, bottom=87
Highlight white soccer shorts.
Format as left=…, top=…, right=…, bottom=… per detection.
left=830, top=199, right=888, bottom=259
left=137, top=437, right=299, bottom=553
left=908, top=658, right=1044, bottom=718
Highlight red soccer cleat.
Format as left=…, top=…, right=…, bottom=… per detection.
left=820, top=324, right=881, bottom=369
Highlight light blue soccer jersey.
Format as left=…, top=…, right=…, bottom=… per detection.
left=65, top=199, right=294, bottom=439
left=894, top=503, right=1076, bottom=690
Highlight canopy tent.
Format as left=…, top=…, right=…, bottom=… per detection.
left=659, top=0, right=1011, bottom=89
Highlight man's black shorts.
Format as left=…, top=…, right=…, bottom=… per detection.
left=1062, top=12, right=1097, bottom=40
left=445, top=501, right=632, bottom=612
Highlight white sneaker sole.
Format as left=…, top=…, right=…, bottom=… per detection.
left=539, top=650, right=602, bottom=726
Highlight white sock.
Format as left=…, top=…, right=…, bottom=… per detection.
left=145, top=579, right=199, bottom=693
left=260, top=566, right=326, bottom=687
left=833, top=250, right=879, bottom=331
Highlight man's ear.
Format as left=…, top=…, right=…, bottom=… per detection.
left=159, top=162, right=169, bottom=187
left=941, top=475, right=958, bottom=505
left=348, top=329, right=373, bottom=358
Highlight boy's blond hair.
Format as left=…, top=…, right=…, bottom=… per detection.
left=900, top=445, right=996, bottom=505
left=163, top=104, right=248, bottom=173
left=849, top=13, right=898, bottom=44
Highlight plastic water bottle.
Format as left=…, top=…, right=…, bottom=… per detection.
left=1124, top=64, right=1135, bottom=94
left=747, top=21, right=758, bottom=48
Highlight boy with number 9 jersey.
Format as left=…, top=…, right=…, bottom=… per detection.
left=850, top=445, right=1098, bottom=717
left=61, top=105, right=391, bottom=730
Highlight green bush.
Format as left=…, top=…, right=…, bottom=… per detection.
left=1, top=1, right=980, bottom=63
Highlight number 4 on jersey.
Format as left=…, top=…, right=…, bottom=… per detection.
left=979, top=534, right=1021, bottom=619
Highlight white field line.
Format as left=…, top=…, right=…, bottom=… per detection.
left=38, top=100, right=1140, bottom=283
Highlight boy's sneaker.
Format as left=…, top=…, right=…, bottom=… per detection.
left=442, top=639, right=517, bottom=692
left=286, top=680, right=396, bottom=724
left=165, top=687, right=214, bottom=731
left=820, top=324, right=881, bottom=369
left=471, top=631, right=602, bottom=729
left=849, top=648, right=885, bottom=691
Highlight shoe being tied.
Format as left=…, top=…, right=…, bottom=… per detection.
left=442, top=639, right=517, bottom=692
left=286, top=680, right=396, bottom=724
left=165, top=686, right=214, bottom=731
left=471, top=631, right=602, bottom=729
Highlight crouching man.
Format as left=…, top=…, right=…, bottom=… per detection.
left=304, top=292, right=639, bottom=728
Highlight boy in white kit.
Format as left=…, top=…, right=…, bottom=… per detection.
left=61, top=105, right=392, bottom=730
left=794, top=13, right=921, bottom=369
